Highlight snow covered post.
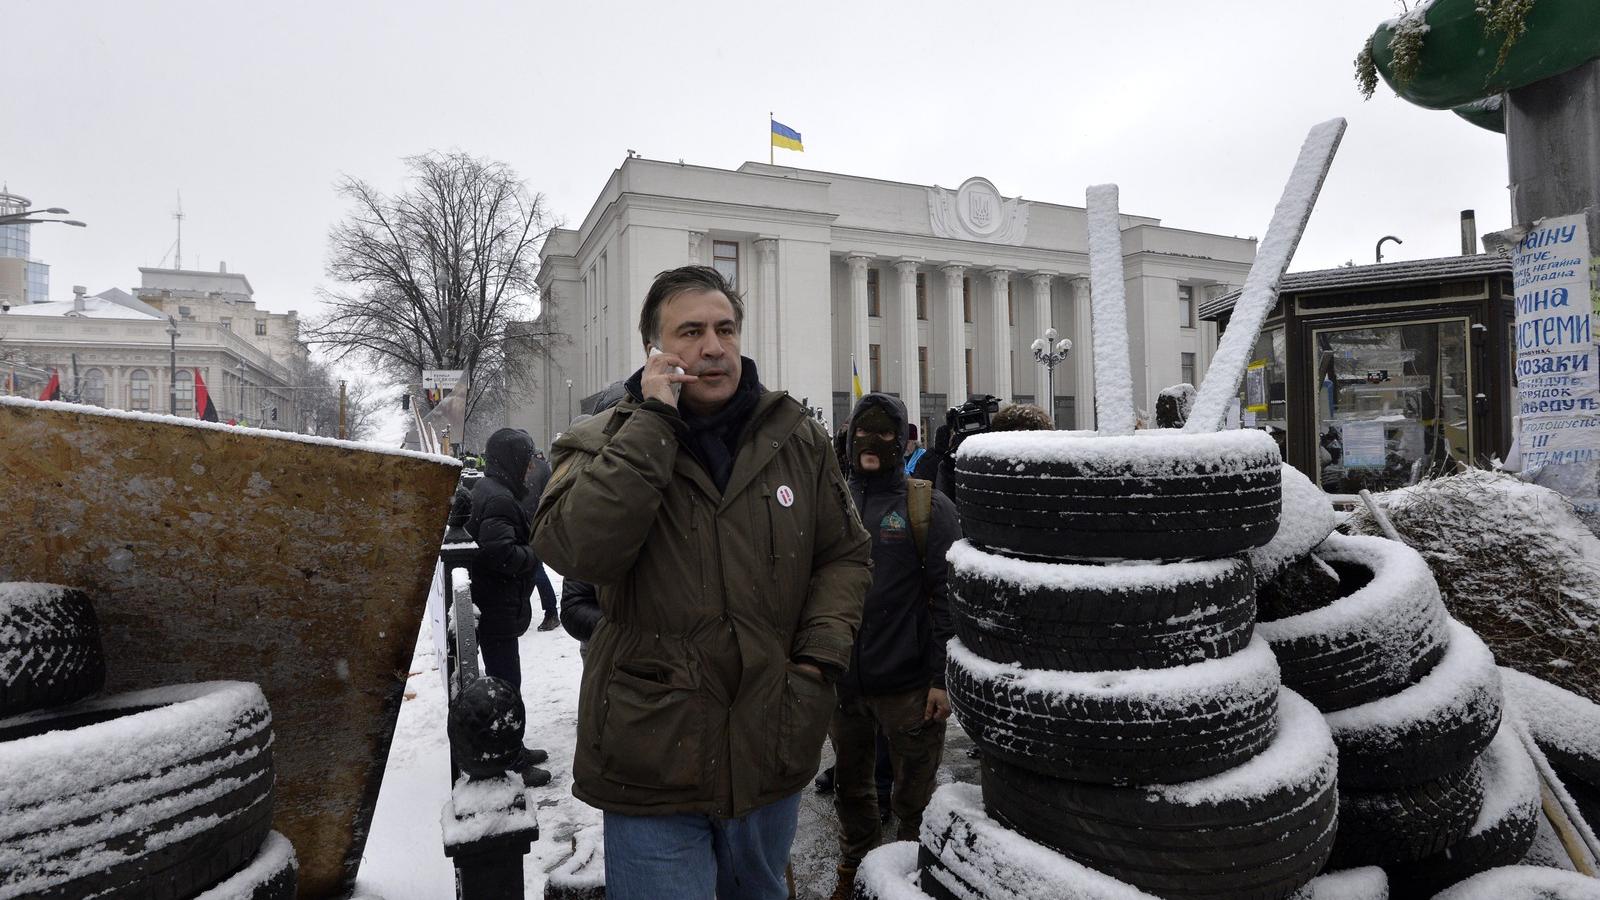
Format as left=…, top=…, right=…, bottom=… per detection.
left=1085, top=184, right=1137, bottom=435
left=1185, top=118, right=1347, bottom=434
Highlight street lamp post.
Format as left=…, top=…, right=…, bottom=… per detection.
left=237, top=359, right=247, bottom=423
left=565, top=379, right=573, bottom=422
left=1030, top=327, right=1073, bottom=428
left=166, top=317, right=180, bottom=416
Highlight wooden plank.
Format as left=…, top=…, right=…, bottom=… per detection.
left=0, top=398, right=460, bottom=898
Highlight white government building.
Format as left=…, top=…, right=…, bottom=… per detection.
left=518, top=157, right=1257, bottom=447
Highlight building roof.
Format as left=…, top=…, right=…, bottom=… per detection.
left=1200, top=254, right=1513, bottom=320
left=3, top=294, right=162, bottom=320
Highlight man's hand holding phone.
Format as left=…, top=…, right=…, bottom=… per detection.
left=644, top=347, right=695, bottom=408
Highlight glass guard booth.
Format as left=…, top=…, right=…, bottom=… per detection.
left=1202, top=256, right=1515, bottom=493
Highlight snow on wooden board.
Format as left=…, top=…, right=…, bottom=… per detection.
left=1186, top=118, right=1346, bottom=433
left=1085, top=183, right=1137, bottom=435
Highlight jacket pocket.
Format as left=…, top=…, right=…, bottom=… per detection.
left=772, top=663, right=835, bottom=782
left=599, top=664, right=705, bottom=790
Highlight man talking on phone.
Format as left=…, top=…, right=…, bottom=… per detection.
left=533, top=265, right=871, bottom=899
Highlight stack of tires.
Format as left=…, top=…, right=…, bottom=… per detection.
left=0, top=582, right=297, bottom=899
left=1251, top=474, right=1542, bottom=897
left=917, top=429, right=1341, bottom=899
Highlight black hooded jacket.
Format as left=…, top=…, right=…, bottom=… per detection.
left=843, top=393, right=960, bottom=698
left=467, top=428, right=539, bottom=637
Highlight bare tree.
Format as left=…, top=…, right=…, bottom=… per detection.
left=307, top=151, right=562, bottom=436
left=288, top=356, right=387, bottom=441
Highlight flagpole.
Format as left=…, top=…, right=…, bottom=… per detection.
left=769, top=111, right=773, bottom=165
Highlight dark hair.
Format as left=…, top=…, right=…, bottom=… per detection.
left=639, top=265, right=745, bottom=348
left=990, top=403, right=1053, bottom=432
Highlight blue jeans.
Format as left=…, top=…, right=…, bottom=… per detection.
left=602, top=792, right=800, bottom=900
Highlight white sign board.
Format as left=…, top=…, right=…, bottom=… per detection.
left=1513, top=214, right=1600, bottom=471
left=422, top=369, right=466, bottom=391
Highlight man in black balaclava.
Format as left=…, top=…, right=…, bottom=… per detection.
left=827, top=393, right=960, bottom=899
left=466, top=426, right=552, bottom=785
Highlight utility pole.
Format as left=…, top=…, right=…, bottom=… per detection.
left=338, top=379, right=348, bottom=440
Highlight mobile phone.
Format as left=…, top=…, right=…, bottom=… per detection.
left=648, top=346, right=684, bottom=399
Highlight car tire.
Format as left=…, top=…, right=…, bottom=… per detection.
left=0, top=681, right=275, bottom=900
left=1324, top=619, right=1503, bottom=790
left=948, top=541, right=1255, bottom=671
left=1245, top=463, right=1336, bottom=584
left=953, top=429, right=1281, bottom=561
left=1500, top=666, right=1600, bottom=792
left=947, top=635, right=1280, bottom=786
left=918, top=783, right=1161, bottom=900
left=1431, top=866, right=1600, bottom=900
left=1386, top=723, right=1540, bottom=897
left=851, top=842, right=932, bottom=900
left=979, top=689, right=1337, bottom=900
left=194, top=831, right=297, bottom=900
left=1329, top=758, right=1487, bottom=869
left=1256, top=534, right=1450, bottom=713
left=0, top=583, right=106, bottom=718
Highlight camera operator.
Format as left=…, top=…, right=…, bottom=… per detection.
left=930, top=398, right=1053, bottom=496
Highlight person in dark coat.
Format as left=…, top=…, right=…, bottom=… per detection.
left=556, top=380, right=628, bottom=652
left=519, top=447, right=561, bottom=632
left=465, top=426, right=551, bottom=783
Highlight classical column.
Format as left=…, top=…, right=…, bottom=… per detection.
left=895, top=259, right=921, bottom=433
left=1030, top=273, right=1054, bottom=413
left=688, top=231, right=706, bottom=266
left=941, top=264, right=967, bottom=406
left=1070, top=276, right=1096, bottom=430
left=847, top=255, right=872, bottom=397
left=755, top=239, right=780, bottom=379
left=988, top=269, right=1014, bottom=402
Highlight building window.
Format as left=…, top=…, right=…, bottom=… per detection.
left=916, top=274, right=928, bottom=320
left=918, top=347, right=929, bottom=393
left=1178, top=284, right=1194, bottom=328
left=220, top=317, right=231, bottom=332
left=129, top=369, right=151, bottom=411
left=82, top=369, right=106, bottom=406
left=1181, top=352, right=1197, bottom=386
left=255, top=319, right=267, bottom=336
left=869, top=343, right=882, bottom=391
left=178, top=306, right=192, bottom=319
left=712, top=241, right=739, bottom=288
left=867, top=269, right=881, bottom=318
left=964, top=349, right=974, bottom=397
left=174, top=369, right=193, bottom=414
left=962, top=278, right=973, bottom=323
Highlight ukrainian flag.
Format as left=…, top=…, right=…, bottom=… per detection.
left=852, top=355, right=864, bottom=401
left=771, top=119, right=804, bottom=152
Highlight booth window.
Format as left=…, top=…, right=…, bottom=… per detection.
left=1311, top=317, right=1472, bottom=493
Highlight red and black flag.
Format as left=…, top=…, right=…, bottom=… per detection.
left=39, top=369, right=61, bottom=402
left=193, top=367, right=219, bottom=421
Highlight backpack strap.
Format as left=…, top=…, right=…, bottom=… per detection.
left=907, top=477, right=933, bottom=567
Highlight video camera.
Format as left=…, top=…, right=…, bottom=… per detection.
left=946, top=395, right=1001, bottom=448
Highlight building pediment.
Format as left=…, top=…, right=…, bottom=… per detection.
left=928, top=177, right=1030, bottom=245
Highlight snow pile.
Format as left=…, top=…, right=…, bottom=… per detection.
left=854, top=842, right=926, bottom=900
left=956, top=427, right=1279, bottom=475
left=1247, top=464, right=1336, bottom=580
left=1152, top=689, right=1334, bottom=805
left=1085, top=184, right=1136, bottom=436
left=440, top=773, right=538, bottom=846
left=1155, top=383, right=1196, bottom=429
left=1346, top=469, right=1600, bottom=703
left=920, top=783, right=1159, bottom=900
left=544, top=824, right=604, bottom=894
left=948, top=635, right=1279, bottom=711
left=948, top=539, right=1243, bottom=596
left=1323, top=619, right=1500, bottom=740
left=1295, top=866, right=1389, bottom=900
left=1431, top=865, right=1600, bottom=899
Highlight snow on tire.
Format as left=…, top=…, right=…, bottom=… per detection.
left=851, top=842, right=932, bottom=900
left=948, top=541, right=1255, bottom=672
left=1500, top=666, right=1600, bottom=792
left=0, top=681, right=275, bottom=900
left=1246, top=463, right=1336, bottom=584
left=952, top=429, right=1281, bottom=561
left=946, top=635, right=1279, bottom=785
left=193, top=831, right=297, bottom=900
left=1386, top=723, right=1541, bottom=897
left=0, top=583, right=106, bottom=718
left=917, top=783, right=1159, bottom=900
left=1431, top=866, right=1600, bottom=900
left=979, top=689, right=1337, bottom=900
left=1290, top=867, right=1389, bottom=900
left=1329, top=757, right=1487, bottom=869
left=1324, top=618, right=1503, bottom=790
left=1255, top=533, right=1450, bottom=713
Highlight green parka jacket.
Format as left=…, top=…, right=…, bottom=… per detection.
left=532, top=387, right=871, bottom=818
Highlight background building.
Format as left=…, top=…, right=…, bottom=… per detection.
left=0, top=189, right=52, bottom=306
left=0, top=264, right=308, bottom=426
left=514, top=157, right=1257, bottom=449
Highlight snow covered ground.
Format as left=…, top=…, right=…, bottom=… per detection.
left=353, top=567, right=982, bottom=899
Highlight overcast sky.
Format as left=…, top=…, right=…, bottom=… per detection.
left=7, top=1, right=1508, bottom=324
